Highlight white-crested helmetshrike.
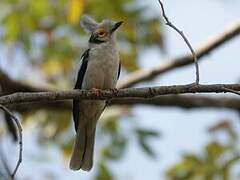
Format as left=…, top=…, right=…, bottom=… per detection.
left=70, top=15, right=122, bottom=171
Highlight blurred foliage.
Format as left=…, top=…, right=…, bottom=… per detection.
left=166, top=120, right=240, bottom=180
left=96, top=162, right=113, bottom=180
left=136, top=128, right=160, bottom=158
left=0, top=0, right=163, bottom=83
left=97, top=112, right=159, bottom=179
left=101, top=117, right=127, bottom=160
left=0, top=0, right=164, bottom=179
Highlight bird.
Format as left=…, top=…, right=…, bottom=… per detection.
left=70, top=15, right=122, bottom=171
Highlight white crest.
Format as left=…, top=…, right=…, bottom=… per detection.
left=80, top=15, right=99, bottom=33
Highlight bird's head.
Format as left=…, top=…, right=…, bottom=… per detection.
left=80, top=15, right=123, bottom=44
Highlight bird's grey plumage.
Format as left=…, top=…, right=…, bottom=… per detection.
left=70, top=15, right=122, bottom=171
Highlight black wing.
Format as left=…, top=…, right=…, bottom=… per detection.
left=73, top=49, right=90, bottom=132
left=117, top=62, right=121, bottom=80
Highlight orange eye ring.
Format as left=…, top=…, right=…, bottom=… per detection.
left=96, top=29, right=107, bottom=37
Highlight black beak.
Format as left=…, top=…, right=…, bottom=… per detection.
left=110, top=21, right=123, bottom=33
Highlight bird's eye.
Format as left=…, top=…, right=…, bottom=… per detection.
left=97, top=29, right=107, bottom=37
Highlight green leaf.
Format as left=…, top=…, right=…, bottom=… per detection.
left=102, top=118, right=119, bottom=135
left=4, top=13, right=20, bottom=42
left=102, top=135, right=127, bottom=160
left=139, top=139, right=156, bottom=158
left=96, top=162, right=113, bottom=180
left=135, top=128, right=159, bottom=158
left=136, top=129, right=160, bottom=138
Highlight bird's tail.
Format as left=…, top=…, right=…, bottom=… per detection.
left=69, top=121, right=96, bottom=171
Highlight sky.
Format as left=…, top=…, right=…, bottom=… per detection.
left=1, top=0, right=240, bottom=179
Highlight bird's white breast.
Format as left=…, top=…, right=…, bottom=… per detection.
left=82, top=41, right=120, bottom=90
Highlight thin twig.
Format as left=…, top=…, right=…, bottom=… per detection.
left=157, top=0, right=200, bottom=84
left=222, top=87, right=240, bottom=96
left=0, top=105, right=23, bottom=179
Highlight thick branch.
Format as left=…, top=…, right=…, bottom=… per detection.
left=0, top=70, right=48, bottom=94
left=5, top=95, right=240, bottom=112
left=5, top=95, right=240, bottom=113
left=110, top=95, right=240, bottom=110
left=0, top=84, right=240, bottom=106
left=117, top=23, right=240, bottom=88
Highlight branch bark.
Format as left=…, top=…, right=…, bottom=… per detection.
left=5, top=94, right=240, bottom=112
left=0, top=70, right=48, bottom=94
left=110, top=95, right=240, bottom=110
left=0, top=105, right=23, bottom=179
left=1, top=84, right=240, bottom=106
left=117, top=23, right=240, bottom=88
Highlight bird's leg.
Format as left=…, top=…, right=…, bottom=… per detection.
left=91, top=88, right=102, bottom=98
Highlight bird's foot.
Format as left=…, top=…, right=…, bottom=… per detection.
left=109, top=88, right=118, bottom=94
left=105, top=88, right=118, bottom=106
left=92, top=88, right=102, bottom=98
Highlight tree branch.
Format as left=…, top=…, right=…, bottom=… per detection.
left=117, top=23, right=240, bottom=88
left=0, top=69, right=48, bottom=94
left=158, top=0, right=200, bottom=84
left=0, top=84, right=239, bottom=106
left=0, top=105, right=23, bottom=179
left=110, top=95, right=240, bottom=110
left=5, top=94, right=240, bottom=112
left=222, top=87, right=240, bottom=96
